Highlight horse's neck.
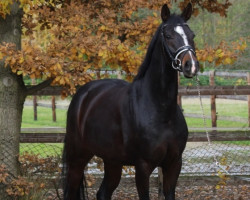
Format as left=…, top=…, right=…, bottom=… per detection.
left=131, top=47, right=178, bottom=123
left=142, top=40, right=178, bottom=109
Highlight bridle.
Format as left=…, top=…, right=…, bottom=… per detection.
left=161, top=23, right=196, bottom=72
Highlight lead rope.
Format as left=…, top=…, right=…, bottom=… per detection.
left=195, top=75, right=230, bottom=175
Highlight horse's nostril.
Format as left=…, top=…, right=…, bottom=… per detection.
left=185, top=60, right=191, bottom=71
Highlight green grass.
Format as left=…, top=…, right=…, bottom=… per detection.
left=220, top=141, right=250, bottom=146
left=186, top=118, right=247, bottom=128
left=22, top=106, right=67, bottom=128
left=182, top=98, right=248, bottom=128
left=22, top=98, right=248, bottom=129
left=20, top=143, right=63, bottom=157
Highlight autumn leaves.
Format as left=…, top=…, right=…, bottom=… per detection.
left=0, top=0, right=247, bottom=97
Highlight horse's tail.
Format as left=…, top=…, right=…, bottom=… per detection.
left=62, top=137, right=87, bottom=200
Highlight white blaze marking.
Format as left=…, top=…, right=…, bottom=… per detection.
left=174, top=26, right=196, bottom=74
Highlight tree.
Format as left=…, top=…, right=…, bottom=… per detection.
left=1, top=0, right=241, bottom=94
left=0, top=0, right=246, bottom=196
left=0, top=1, right=24, bottom=178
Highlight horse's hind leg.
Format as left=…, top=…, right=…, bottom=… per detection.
left=161, top=157, right=182, bottom=200
left=64, top=153, right=93, bottom=200
left=97, top=161, right=122, bottom=200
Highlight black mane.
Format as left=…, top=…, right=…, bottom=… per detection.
left=133, top=25, right=162, bottom=81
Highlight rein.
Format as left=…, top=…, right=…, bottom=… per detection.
left=161, top=23, right=196, bottom=72
left=195, top=76, right=230, bottom=175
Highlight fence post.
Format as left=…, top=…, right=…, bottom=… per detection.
left=33, top=96, right=37, bottom=121
left=52, top=96, right=56, bottom=122
left=177, top=72, right=182, bottom=108
left=117, top=70, right=122, bottom=79
left=96, top=70, right=101, bottom=80
left=210, top=71, right=217, bottom=127
left=32, top=79, right=37, bottom=121
left=248, top=72, right=250, bottom=127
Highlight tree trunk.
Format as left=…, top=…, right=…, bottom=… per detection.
left=0, top=3, right=26, bottom=198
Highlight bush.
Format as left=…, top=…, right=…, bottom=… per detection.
left=0, top=153, right=61, bottom=200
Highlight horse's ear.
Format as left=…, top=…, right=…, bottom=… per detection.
left=161, top=4, right=170, bottom=22
left=181, top=3, right=193, bottom=21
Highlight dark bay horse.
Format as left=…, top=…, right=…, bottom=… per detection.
left=63, top=3, right=199, bottom=200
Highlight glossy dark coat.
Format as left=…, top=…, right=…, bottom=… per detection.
left=63, top=3, right=199, bottom=200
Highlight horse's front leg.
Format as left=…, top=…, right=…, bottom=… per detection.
left=135, top=161, right=154, bottom=200
left=161, top=157, right=182, bottom=200
left=97, top=161, right=122, bottom=200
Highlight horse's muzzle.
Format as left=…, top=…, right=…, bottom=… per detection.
left=183, top=60, right=199, bottom=78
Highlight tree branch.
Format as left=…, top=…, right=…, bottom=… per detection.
left=26, top=78, right=54, bottom=95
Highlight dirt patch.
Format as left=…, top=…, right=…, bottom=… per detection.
left=49, top=183, right=250, bottom=199
left=83, top=185, right=250, bottom=200
left=73, top=185, right=250, bottom=200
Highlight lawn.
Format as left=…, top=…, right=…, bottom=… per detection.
left=182, top=98, right=248, bottom=128
left=21, top=97, right=249, bottom=129
left=20, top=143, right=63, bottom=157
left=22, top=106, right=67, bottom=128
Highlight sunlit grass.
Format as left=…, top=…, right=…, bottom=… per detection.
left=22, top=106, right=67, bottom=128
left=20, top=143, right=63, bottom=157
left=182, top=98, right=248, bottom=128
left=22, top=98, right=248, bottom=128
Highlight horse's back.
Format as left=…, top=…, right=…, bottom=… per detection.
left=66, top=79, right=130, bottom=159
left=67, top=79, right=129, bottom=129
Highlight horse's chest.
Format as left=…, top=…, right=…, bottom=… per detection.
left=131, top=127, right=177, bottom=162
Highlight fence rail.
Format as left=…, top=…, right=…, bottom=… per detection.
left=27, top=85, right=250, bottom=96
left=27, top=70, right=250, bottom=127
left=189, top=71, right=249, bottom=78
left=184, top=113, right=248, bottom=123
left=20, top=127, right=250, bottom=143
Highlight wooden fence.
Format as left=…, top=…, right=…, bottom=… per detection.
left=177, top=71, right=250, bottom=128
left=29, top=70, right=250, bottom=126
left=20, top=127, right=250, bottom=143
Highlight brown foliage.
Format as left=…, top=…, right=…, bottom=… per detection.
left=178, top=0, right=232, bottom=17
left=1, top=0, right=167, bottom=96
left=196, top=38, right=247, bottom=68
left=0, top=153, right=61, bottom=199
left=1, top=0, right=244, bottom=97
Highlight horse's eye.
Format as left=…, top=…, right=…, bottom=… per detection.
left=165, top=35, right=171, bottom=39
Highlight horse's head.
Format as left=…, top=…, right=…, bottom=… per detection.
left=161, top=3, right=199, bottom=78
